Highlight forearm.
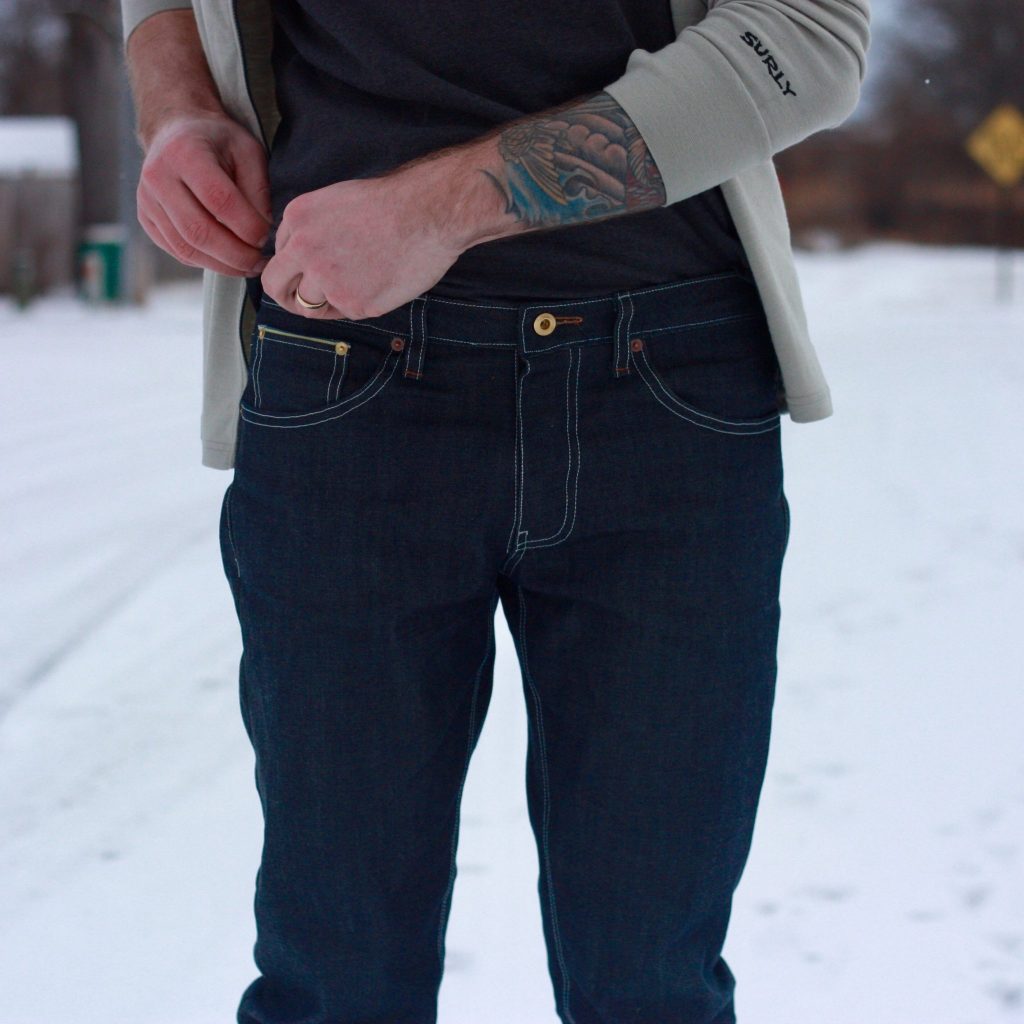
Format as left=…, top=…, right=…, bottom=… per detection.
left=394, top=91, right=668, bottom=254
left=125, top=8, right=228, bottom=151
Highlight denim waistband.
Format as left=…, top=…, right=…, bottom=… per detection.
left=246, top=269, right=767, bottom=371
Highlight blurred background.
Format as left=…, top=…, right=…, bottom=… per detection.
left=1, top=0, right=1023, bottom=303
left=1, top=2, right=1022, bottom=1023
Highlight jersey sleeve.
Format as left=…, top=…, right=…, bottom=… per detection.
left=602, top=0, right=871, bottom=205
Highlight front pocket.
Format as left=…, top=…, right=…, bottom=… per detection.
left=240, top=320, right=403, bottom=429
left=630, top=312, right=782, bottom=436
left=247, top=324, right=354, bottom=414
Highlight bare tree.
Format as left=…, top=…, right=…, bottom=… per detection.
left=62, top=0, right=122, bottom=225
left=0, top=0, right=67, bottom=114
left=874, top=0, right=1024, bottom=139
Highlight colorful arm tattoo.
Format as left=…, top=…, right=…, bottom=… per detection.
left=480, top=91, right=667, bottom=231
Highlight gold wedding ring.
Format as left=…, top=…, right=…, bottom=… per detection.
left=295, top=285, right=328, bottom=310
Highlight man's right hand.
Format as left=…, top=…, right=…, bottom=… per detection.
left=137, top=113, right=272, bottom=277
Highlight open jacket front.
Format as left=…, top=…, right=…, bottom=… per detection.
left=121, top=0, right=871, bottom=470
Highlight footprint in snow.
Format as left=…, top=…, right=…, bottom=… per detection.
left=960, top=884, right=992, bottom=910
left=906, top=908, right=944, bottom=922
left=985, top=979, right=1022, bottom=1011
left=800, top=884, right=856, bottom=903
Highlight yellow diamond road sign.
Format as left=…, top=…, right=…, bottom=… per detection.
left=966, top=103, right=1024, bottom=188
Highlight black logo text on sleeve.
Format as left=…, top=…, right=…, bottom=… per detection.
left=740, top=31, right=797, bottom=98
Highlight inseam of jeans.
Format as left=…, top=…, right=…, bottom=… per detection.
left=436, top=591, right=498, bottom=969
left=517, top=584, right=575, bottom=1024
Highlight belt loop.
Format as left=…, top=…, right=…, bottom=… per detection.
left=612, top=292, right=633, bottom=377
left=403, top=295, right=429, bottom=380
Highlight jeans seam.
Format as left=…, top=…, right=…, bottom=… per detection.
left=426, top=308, right=757, bottom=352
left=638, top=310, right=762, bottom=336
left=427, top=334, right=516, bottom=348
left=633, top=347, right=781, bottom=435
left=615, top=269, right=742, bottom=300
left=523, top=345, right=582, bottom=550
left=504, top=329, right=530, bottom=567
left=252, top=331, right=264, bottom=407
left=622, top=293, right=635, bottom=374
left=417, top=298, right=428, bottom=378
left=436, top=592, right=498, bottom=969
left=516, top=271, right=740, bottom=315
left=427, top=295, right=520, bottom=310
left=239, top=352, right=399, bottom=428
left=224, top=481, right=241, bottom=578
left=517, top=584, right=575, bottom=1023
left=523, top=309, right=758, bottom=356
left=326, top=350, right=339, bottom=405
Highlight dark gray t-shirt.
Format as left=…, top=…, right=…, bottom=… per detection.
left=262, top=1, right=752, bottom=302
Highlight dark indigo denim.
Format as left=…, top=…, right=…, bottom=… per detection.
left=219, top=269, right=791, bottom=1024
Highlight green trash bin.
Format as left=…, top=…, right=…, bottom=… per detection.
left=77, top=223, right=126, bottom=302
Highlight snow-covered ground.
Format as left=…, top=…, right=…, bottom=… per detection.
left=1, top=241, right=1022, bottom=1024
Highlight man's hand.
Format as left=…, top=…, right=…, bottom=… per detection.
left=126, top=8, right=272, bottom=277
left=260, top=144, right=506, bottom=319
left=262, top=90, right=666, bottom=320
left=137, top=113, right=272, bottom=278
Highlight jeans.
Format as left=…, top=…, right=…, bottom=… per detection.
left=219, top=268, right=791, bottom=1024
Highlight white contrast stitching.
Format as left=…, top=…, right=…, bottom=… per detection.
left=406, top=301, right=415, bottom=376
left=427, top=295, right=520, bottom=310
left=425, top=335, right=514, bottom=348
left=253, top=331, right=264, bottom=407
left=515, top=272, right=742, bottom=317
left=417, top=298, right=428, bottom=377
left=639, top=345, right=780, bottom=425
left=504, top=320, right=530, bottom=565
left=517, top=586, right=575, bottom=1023
left=521, top=310, right=760, bottom=356
left=523, top=345, right=581, bottom=549
left=239, top=352, right=399, bottom=428
left=634, top=348, right=780, bottom=435
left=326, top=351, right=338, bottom=404
left=437, top=594, right=496, bottom=968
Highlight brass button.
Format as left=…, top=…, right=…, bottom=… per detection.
left=533, top=312, right=556, bottom=336
left=335, top=341, right=350, bottom=356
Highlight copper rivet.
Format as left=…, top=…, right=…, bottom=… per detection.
left=391, top=337, right=405, bottom=351
left=630, top=338, right=643, bottom=351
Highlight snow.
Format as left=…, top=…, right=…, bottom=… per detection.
left=0, top=117, right=78, bottom=176
left=1, top=241, right=1022, bottom=1023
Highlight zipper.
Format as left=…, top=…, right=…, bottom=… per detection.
left=257, top=324, right=350, bottom=357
